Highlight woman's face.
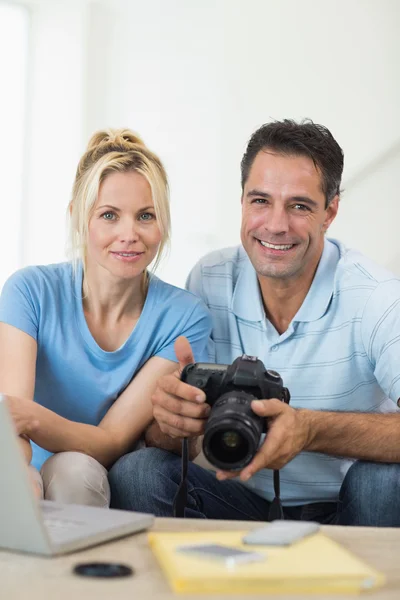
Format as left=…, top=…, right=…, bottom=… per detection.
left=87, top=171, right=162, bottom=280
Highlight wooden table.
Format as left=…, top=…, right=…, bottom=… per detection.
left=1, top=518, right=399, bottom=599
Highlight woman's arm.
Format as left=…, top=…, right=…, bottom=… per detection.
left=11, top=356, right=177, bottom=468
left=0, top=323, right=38, bottom=463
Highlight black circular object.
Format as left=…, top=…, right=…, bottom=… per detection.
left=73, top=562, right=134, bottom=578
left=266, top=369, right=281, bottom=380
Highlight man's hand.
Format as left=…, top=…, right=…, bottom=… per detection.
left=5, top=395, right=39, bottom=437
left=151, top=336, right=210, bottom=438
left=217, top=399, right=311, bottom=482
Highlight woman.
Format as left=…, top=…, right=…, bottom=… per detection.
left=0, top=129, right=211, bottom=507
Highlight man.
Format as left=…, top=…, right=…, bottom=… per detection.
left=109, top=119, right=400, bottom=526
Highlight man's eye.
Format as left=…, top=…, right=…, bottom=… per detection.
left=293, top=204, right=309, bottom=211
left=101, top=212, right=116, bottom=220
left=139, top=212, right=154, bottom=221
left=253, top=198, right=267, bottom=204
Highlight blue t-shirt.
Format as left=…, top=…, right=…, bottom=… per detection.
left=0, top=262, right=212, bottom=469
left=186, top=238, right=400, bottom=505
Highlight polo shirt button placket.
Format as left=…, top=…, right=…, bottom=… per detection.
left=271, top=345, right=279, bottom=352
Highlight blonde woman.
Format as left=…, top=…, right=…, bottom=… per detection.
left=0, top=129, right=211, bottom=507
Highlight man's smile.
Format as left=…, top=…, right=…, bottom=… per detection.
left=255, top=238, right=298, bottom=254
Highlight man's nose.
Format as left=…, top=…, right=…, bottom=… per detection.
left=265, top=206, right=289, bottom=234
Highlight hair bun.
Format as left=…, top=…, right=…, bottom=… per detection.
left=86, top=128, right=145, bottom=152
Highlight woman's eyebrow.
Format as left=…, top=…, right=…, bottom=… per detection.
left=96, top=204, right=121, bottom=211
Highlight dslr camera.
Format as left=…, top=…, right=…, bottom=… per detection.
left=181, top=355, right=290, bottom=471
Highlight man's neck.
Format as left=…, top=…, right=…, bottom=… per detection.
left=258, top=265, right=318, bottom=335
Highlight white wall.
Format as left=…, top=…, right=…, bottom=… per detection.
left=0, top=2, right=29, bottom=284
left=10, top=0, right=400, bottom=286
left=22, top=0, right=89, bottom=267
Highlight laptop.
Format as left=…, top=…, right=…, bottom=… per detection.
left=0, top=395, right=154, bottom=556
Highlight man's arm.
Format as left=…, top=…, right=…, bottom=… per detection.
left=218, top=400, right=400, bottom=482
left=301, top=408, right=400, bottom=462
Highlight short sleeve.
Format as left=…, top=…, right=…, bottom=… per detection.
left=361, top=279, right=400, bottom=404
left=185, top=261, right=207, bottom=304
left=155, top=300, right=212, bottom=363
left=186, top=262, right=215, bottom=361
left=0, top=269, right=40, bottom=341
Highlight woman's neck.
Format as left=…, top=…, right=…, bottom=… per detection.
left=82, top=264, right=147, bottom=323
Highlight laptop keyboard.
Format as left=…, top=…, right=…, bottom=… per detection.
left=44, top=518, right=84, bottom=532
left=41, top=503, right=85, bottom=532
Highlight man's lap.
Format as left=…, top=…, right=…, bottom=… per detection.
left=108, top=447, right=337, bottom=523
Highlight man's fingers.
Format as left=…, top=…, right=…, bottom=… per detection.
left=240, top=429, right=286, bottom=480
left=251, top=398, right=287, bottom=417
left=152, top=393, right=210, bottom=419
left=157, top=373, right=206, bottom=403
left=154, top=405, right=206, bottom=437
left=174, top=336, right=195, bottom=372
left=216, top=470, right=239, bottom=481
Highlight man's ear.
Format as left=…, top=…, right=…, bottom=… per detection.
left=323, top=195, right=339, bottom=232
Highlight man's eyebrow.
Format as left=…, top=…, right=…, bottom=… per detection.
left=246, top=190, right=319, bottom=208
left=246, top=189, right=271, bottom=199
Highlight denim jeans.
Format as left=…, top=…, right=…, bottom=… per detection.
left=109, top=448, right=400, bottom=526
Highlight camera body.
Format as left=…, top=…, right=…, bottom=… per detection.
left=181, top=355, right=290, bottom=471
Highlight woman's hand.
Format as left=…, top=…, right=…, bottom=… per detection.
left=5, top=395, right=39, bottom=437
left=28, top=465, right=44, bottom=499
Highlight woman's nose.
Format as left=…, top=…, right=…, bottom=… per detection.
left=118, top=219, right=140, bottom=243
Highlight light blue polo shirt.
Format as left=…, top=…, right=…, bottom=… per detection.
left=186, top=238, right=400, bottom=506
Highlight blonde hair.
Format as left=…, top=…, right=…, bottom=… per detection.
left=68, top=128, right=170, bottom=274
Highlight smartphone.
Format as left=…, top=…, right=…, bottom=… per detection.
left=176, top=543, right=265, bottom=567
left=243, top=520, right=320, bottom=546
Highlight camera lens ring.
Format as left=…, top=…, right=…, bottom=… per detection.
left=203, top=414, right=262, bottom=471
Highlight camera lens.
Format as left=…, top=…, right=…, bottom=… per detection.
left=221, top=431, right=241, bottom=448
left=208, top=428, right=249, bottom=467
left=203, top=391, right=264, bottom=471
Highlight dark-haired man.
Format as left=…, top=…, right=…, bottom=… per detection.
left=109, top=120, right=400, bottom=526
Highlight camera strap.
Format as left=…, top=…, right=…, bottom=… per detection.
left=173, top=439, right=284, bottom=520
left=268, top=470, right=284, bottom=520
left=173, top=438, right=189, bottom=518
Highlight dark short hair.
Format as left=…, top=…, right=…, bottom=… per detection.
left=241, top=119, right=344, bottom=207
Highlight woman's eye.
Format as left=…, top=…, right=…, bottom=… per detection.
left=101, top=211, right=116, bottom=221
left=139, top=212, right=154, bottom=221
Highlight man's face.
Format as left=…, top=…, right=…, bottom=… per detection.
left=240, top=150, right=338, bottom=282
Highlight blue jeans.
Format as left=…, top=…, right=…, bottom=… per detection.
left=108, top=448, right=400, bottom=526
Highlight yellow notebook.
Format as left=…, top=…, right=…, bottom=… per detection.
left=148, top=530, right=385, bottom=595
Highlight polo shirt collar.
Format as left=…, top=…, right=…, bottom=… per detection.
left=231, top=239, right=340, bottom=324
left=292, top=238, right=340, bottom=323
left=231, top=251, right=265, bottom=322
